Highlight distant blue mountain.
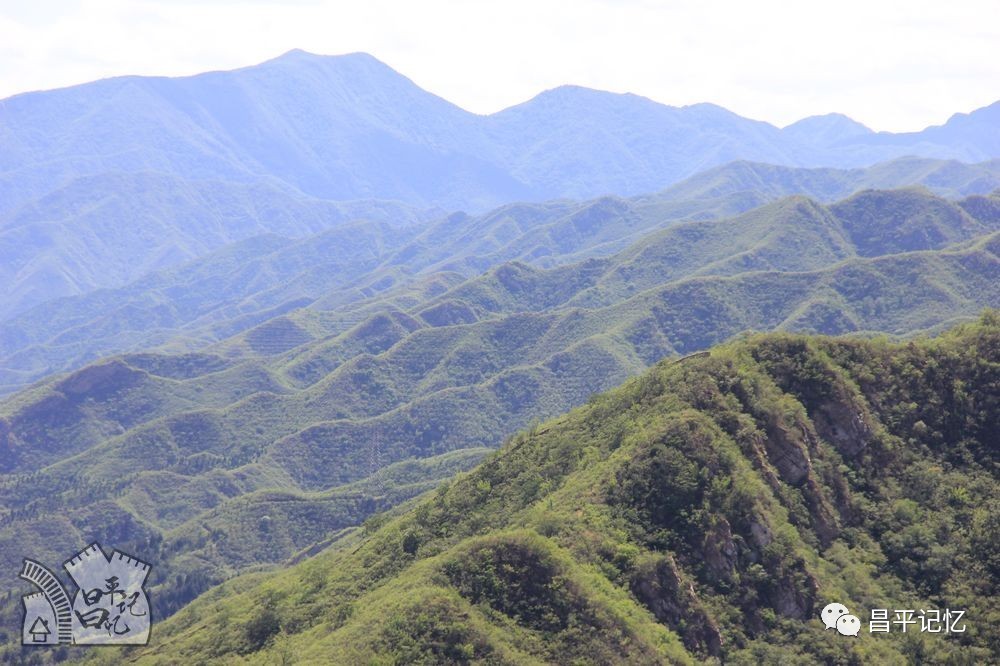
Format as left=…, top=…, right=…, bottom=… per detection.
left=780, top=113, right=873, bottom=148
left=2, top=50, right=999, bottom=216
left=2, top=50, right=1000, bottom=322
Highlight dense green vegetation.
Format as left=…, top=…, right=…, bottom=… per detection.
left=1, top=188, right=999, bottom=658
left=0, top=448, right=488, bottom=657
left=5, top=172, right=1000, bottom=395
left=0, top=189, right=744, bottom=393
left=3, top=50, right=1000, bottom=664
left=68, top=312, right=998, bottom=664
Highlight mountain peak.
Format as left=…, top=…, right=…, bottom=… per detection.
left=781, top=112, right=872, bottom=147
left=533, top=84, right=630, bottom=102
left=784, top=112, right=871, bottom=134
left=275, top=47, right=318, bottom=59
left=942, top=99, right=1000, bottom=126
left=261, top=49, right=389, bottom=70
left=497, top=85, right=666, bottom=120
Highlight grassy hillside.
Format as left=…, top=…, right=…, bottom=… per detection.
left=95, top=312, right=1000, bottom=664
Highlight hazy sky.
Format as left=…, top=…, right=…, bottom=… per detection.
left=1, top=0, right=998, bottom=131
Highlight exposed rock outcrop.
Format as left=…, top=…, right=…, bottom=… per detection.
left=814, top=398, right=872, bottom=457
left=631, top=553, right=723, bottom=656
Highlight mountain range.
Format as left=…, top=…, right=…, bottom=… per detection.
left=1, top=184, right=998, bottom=659
left=3, top=157, right=1000, bottom=395
left=2, top=51, right=1000, bottom=664
left=4, top=50, right=1000, bottom=219
left=3, top=50, right=1000, bottom=319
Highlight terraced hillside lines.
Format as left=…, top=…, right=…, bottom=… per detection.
left=120, top=314, right=1000, bottom=664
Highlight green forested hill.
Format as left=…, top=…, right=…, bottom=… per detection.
left=1, top=189, right=999, bottom=656
left=103, top=313, right=1000, bottom=664
left=5, top=159, right=1000, bottom=396
left=4, top=49, right=1000, bottom=666
left=0, top=190, right=743, bottom=394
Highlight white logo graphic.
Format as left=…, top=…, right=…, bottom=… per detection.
left=836, top=614, right=861, bottom=637
left=822, top=601, right=968, bottom=636
left=821, top=602, right=850, bottom=630
left=20, top=543, right=151, bottom=646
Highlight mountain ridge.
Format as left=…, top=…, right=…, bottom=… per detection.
left=3, top=50, right=999, bottom=218
left=5, top=166, right=1000, bottom=396
left=2, top=51, right=1000, bottom=661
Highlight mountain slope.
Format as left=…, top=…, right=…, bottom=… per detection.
left=118, top=313, right=1000, bottom=664
left=0, top=179, right=812, bottom=395
left=0, top=51, right=520, bottom=215
left=3, top=48, right=1000, bottom=325
left=1, top=189, right=998, bottom=648
left=781, top=112, right=873, bottom=148
left=484, top=91, right=798, bottom=200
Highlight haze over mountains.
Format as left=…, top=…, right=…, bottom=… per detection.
left=2, top=50, right=1000, bottom=663
left=4, top=50, right=1000, bottom=217
left=1, top=159, right=999, bottom=396
left=3, top=50, right=1000, bottom=320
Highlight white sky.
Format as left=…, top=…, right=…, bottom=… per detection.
left=1, top=0, right=998, bottom=131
